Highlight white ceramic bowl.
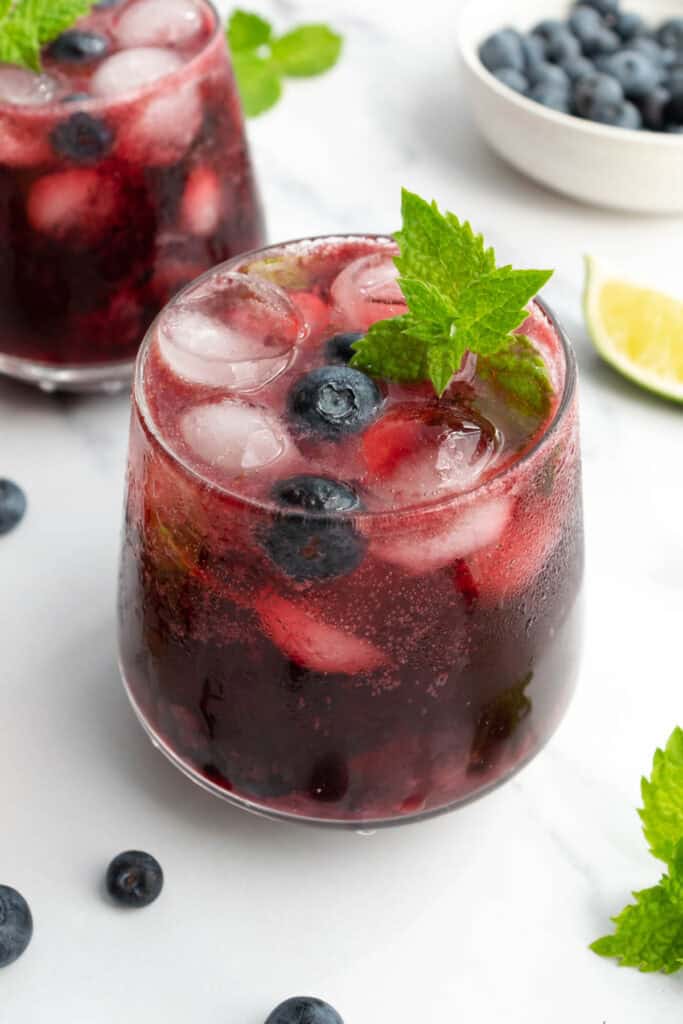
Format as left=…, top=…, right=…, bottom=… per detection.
left=459, top=0, right=683, bottom=213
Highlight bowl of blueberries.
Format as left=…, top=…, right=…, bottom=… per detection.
left=459, top=0, right=683, bottom=211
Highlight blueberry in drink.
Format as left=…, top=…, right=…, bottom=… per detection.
left=0, top=0, right=264, bottom=391
left=118, top=192, right=584, bottom=826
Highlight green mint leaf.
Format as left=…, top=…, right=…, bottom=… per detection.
left=640, top=727, right=683, bottom=865
left=232, top=50, right=281, bottom=117
left=227, top=9, right=272, bottom=52
left=394, top=189, right=495, bottom=303
left=350, top=189, right=553, bottom=396
left=591, top=842, right=683, bottom=974
left=0, top=0, right=92, bottom=72
left=477, top=334, right=553, bottom=419
left=271, top=24, right=342, bottom=77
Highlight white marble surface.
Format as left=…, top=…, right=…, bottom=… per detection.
left=3, top=0, right=683, bottom=1020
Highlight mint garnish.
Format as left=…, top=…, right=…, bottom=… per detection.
left=227, top=9, right=342, bottom=118
left=477, top=335, right=553, bottom=419
left=350, top=189, right=554, bottom=398
left=0, top=0, right=93, bottom=72
left=592, top=728, right=683, bottom=974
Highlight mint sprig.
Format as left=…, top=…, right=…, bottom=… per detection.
left=227, top=9, right=342, bottom=118
left=592, top=728, right=683, bottom=974
left=0, top=0, right=93, bottom=72
left=350, top=189, right=553, bottom=398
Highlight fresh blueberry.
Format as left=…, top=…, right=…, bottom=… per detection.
left=0, top=479, right=26, bottom=536
left=264, top=997, right=344, bottom=1024
left=632, top=37, right=676, bottom=67
left=47, top=30, right=109, bottom=63
left=574, top=72, right=624, bottom=117
left=582, top=27, right=621, bottom=57
left=289, top=366, right=382, bottom=440
left=562, top=55, right=596, bottom=81
left=666, top=85, right=683, bottom=125
left=580, top=0, right=619, bottom=15
left=528, top=62, right=571, bottom=91
left=569, top=5, right=603, bottom=37
left=324, top=331, right=365, bottom=364
left=106, top=851, right=163, bottom=908
left=638, top=86, right=672, bottom=129
left=263, top=476, right=365, bottom=582
left=545, top=28, right=582, bottom=64
left=493, top=67, right=528, bottom=93
left=479, top=29, right=524, bottom=73
left=614, top=12, right=645, bottom=41
left=532, top=19, right=566, bottom=43
left=588, top=96, right=642, bottom=128
left=520, top=33, right=546, bottom=73
left=0, top=886, right=32, bottom=968
left=309, top=753, right=349, bottom=802
left=598, top=50, right=661, bottom=98
left=668, top=66, right=683, bottom=93
left=528, top=82, right=571, bottom=112
left=50, top=113, right=114, bottom=163
left=658, top=19, right=683, bottom=52
left=664, top=123, right=683, bottom=133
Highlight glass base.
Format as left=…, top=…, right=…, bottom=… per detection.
left=120, top=665, right=538, bottom=831
left=0, top=352, right=135, bottom=393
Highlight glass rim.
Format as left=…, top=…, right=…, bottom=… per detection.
left=133, top=233, right=578, bottom=524
left=0, top=0, right=222, bottom=118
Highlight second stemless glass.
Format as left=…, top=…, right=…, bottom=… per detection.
left=0, top=0, right=264, bottom=392
left=117, top=236, right=585, bottom=829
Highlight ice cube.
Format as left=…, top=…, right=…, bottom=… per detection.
left=255, top=593, right=389, bottom=674
left=159, top=273, right=302, bottom=390
left=180, top=400, right=294, bottom=475
left=331, top=252, right=407, bottom=329
left=91, top=48, right=201, bottom=165
left=114, top=0, right=204, bottom=48
left=369, top=497, right=513, bottom=575
left=27, top=169, right=120, bottom=241
left=0, top=66, right=61, bottom=105
left=180, top=166, right=222, bottom=237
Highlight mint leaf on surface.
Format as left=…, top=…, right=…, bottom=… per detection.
left=0, top=0, right=92, bottom=71
left=591, top=842, right=683, bottom=974
left=640, top=727, right=683, bottom=865
left=227, top=9, right=271, bottom=52
left=226, top=10, right=342, bottom=117
left=271, top=24, right=342, bottom=77
left=477, top=335, right=553, bottom=419
left=232, top=50, right=281, bottom=117
left=350, top=189, right=554, bottom=397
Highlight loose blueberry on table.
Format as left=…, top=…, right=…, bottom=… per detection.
left=0, top=479, right=27, bottom=536
left=105, top=851, right=164, bottom=908
left=0, top=886, right=33, bottom=968
left=479, top=3, right=683, bottom=133
left=264, top=996, right=344, bottom=1024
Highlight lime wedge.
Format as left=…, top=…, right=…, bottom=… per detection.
left=584, top=256, right=683, bottom=403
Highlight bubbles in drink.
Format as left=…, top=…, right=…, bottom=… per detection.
left=0, top=67, right=62, bottom=106
left=159, top=274, right=302, bottom=390
left=180, top=400, right=295, bottom=476
left=331, top=252, right=406, bottom=329
left=114, top=0, right=204, bottom=48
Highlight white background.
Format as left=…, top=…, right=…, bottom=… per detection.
left=3, top=0, right=683, bottom=1020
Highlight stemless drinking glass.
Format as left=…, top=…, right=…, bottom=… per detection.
left=118, top=235, right=584, bottom=828
left=0, top=0, right=264, bottom=392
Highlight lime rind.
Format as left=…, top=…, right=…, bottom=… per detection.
left=584, top=255, right=683, bottom=405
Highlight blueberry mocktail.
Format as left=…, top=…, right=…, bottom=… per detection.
left=118, top=231, right=583, bottom=826
left=0, top=0, right=264, bottom=390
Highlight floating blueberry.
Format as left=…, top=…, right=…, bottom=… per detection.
left=0, top=886, right=32, bottom=969
left=493, top=67, right=528, bottom=93
left=289, top=366, right=382, bottom=440
left=324, top=331, right=365, bottom=364
left=263, top=476, right=365, bottom=582
left=0, top=479, right=26, bottom=536
left=106, top=851, right=163, bottom=908
left=264, top=997, right=344, bottom=1024
left=614, top=12, right=645, bottom=41
left=48, top=30, right=109, bottom=63
left=309, top=753, right=349, bottom=802
left=528, top=61, right=571, bottom=91
left=638, top=86, right=672, bottom=129
left=562, top=56, right=596, bottom=82
left=658, top=19, right=683, bottom=52
left=50, top=113, right=114, bottom=163
left=574, top=72, right=624, bottom=117
left=545, top=28, right=582, bottom=64
left=598, top=50, right=660, bottom=98
left=478, top=29, right=525, bottom=72
left=529, top=82, right=571, bottom=112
